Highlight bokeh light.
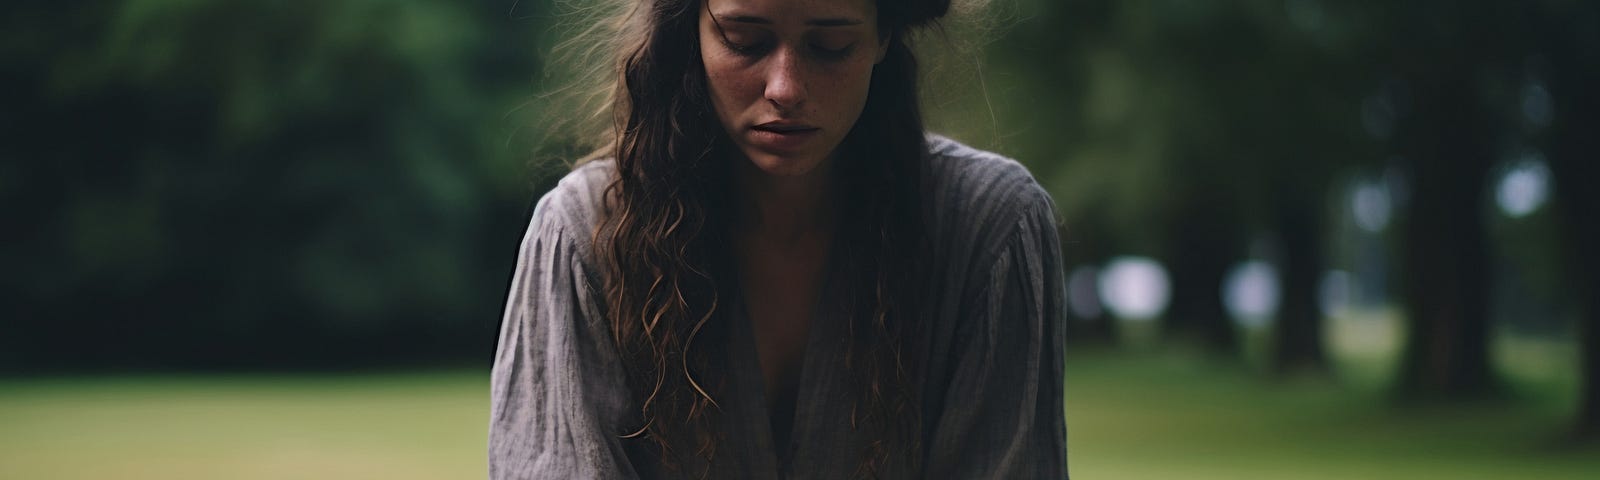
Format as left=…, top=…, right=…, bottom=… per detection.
left=1496, top=152, right=1552, bottom=219
left=1098, top=256, right=1171, bottom=322
left=1352, top=180, right=1393, bottom=233
left=1223, top=260, right=1281, bottom=328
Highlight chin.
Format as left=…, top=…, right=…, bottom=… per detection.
left=742, top=148, right=829, bottom=178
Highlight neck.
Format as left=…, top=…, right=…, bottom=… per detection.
left=732, top=155, right=836, bottom=243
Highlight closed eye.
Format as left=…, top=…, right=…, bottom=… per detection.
left=719, top=38, right=854, bottom=63
left=811, top=43, right=855, bottom=61
left=721, top=38, right=772, bottom=57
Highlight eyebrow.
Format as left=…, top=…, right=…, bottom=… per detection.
left=715, top=14, right=864, bottom=27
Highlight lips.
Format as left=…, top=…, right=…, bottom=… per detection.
left=749, top=121, right=820, bottom=152
left=753, top=121, right=819, bottom=133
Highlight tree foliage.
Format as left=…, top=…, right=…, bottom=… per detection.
left=3, top=0, right=557, bottom=370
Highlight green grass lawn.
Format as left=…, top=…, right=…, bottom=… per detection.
left=1063, top=351, right=1596, bottom=480
left=0, top=372, right=488, bottom=480
left=2, top=314, right=1594, bottom=479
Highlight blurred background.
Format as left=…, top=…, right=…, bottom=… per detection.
left=3, top=0, right=1597, bottom=478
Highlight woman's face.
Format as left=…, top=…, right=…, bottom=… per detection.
left=699, top=0, right=887, bottom=178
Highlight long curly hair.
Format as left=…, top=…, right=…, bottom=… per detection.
left=565, top=0, right=953, bottom=476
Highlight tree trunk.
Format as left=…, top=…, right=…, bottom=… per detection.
left=1164, top=197, right=1242, bottom=355
left=1271, top=194, right=1329, bottom=375
left=1539, top=18, right=1600, bottom=439
left=1394, top=71, right=1498, bottom=398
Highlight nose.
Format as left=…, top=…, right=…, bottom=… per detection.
left=763, top=46, right=806, bottom=113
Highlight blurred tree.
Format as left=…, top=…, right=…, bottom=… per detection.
left=974, top=0, right=1595, bottom=438
left=1247, top=0, right=1376, bottom=376
left=1526, top=0, right=1600, bottom=440
left=2, top=0, right=554, bottom=370
left=1365, top=0, right=1518, bottom=398
left=989, top=0, right=1254, bottom=355
left=996, top=0, right=1371, bottom=364
left=1112, top=2, right=1253, bottom=357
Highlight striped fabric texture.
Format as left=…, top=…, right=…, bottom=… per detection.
left=489, top=135, right=1068, bottom=479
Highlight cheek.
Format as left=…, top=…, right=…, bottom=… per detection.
left=699, top=44, right=754, bottom=94
left=700, top=67, right=737, bottom=133
left=698, top=35, right=740, bottom=98
left=823, top=60, right=877, bottom=118
left=702, top=57, right=760, bottom=117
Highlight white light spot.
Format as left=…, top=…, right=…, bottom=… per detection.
left=1098, top=256, right=1171, bottom=322
left=1496, top=152, right=1552, bottom=218
left=1223, top=261, right=1280, bottom=328
left=1352, top=181, right=1392, bottom=233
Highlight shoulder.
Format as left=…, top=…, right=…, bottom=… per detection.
left=521, top=159, right=615, bottom=267
left=533, top=159, right=614, bottom=231
left=923, top=133, right=1057, bottom=248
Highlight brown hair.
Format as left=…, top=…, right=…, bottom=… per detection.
left=560, top=0, right=953, bottom=476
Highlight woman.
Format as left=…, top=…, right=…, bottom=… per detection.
left=489, top=0, right=1067, bottom=478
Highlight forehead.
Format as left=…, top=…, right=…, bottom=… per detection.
left=703, top=0, right=877, bottom=25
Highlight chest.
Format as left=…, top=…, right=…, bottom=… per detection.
left=734, top=237, right=830, bottom=406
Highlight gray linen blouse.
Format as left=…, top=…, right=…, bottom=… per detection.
left=489, top=135, right=1068, bottom=479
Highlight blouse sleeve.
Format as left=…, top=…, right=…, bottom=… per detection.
left=488, top=193, right=637, bottom=479
left=926, top=189, right=1070, bottom=479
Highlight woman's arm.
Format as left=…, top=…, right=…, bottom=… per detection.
left=926, top=188, right=1070, bottom=479
left=489, top=192, right=637, bottom=479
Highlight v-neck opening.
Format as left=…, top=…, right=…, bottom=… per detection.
left=727, top=239, right=842, bottom=476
